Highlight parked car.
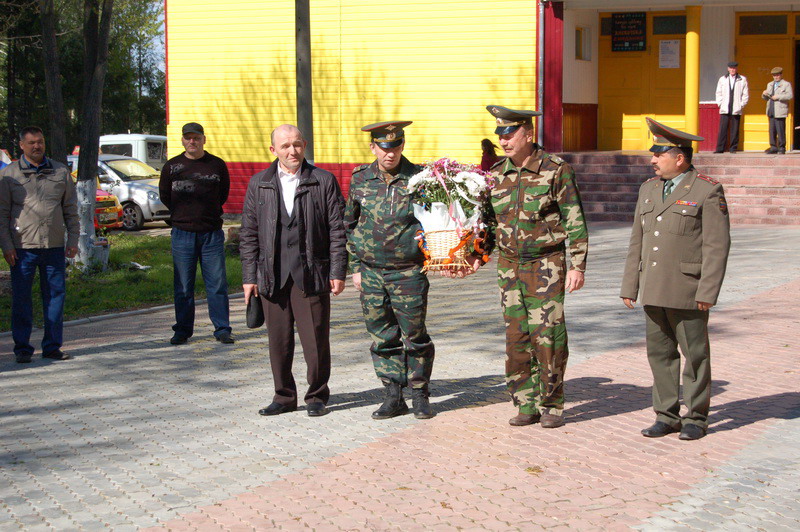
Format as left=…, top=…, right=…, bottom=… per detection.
left=99, top=134, right=168, bottom=170
left=66, top=161, right=124, bottom=231
left=68, top=155, right=170, bottom=231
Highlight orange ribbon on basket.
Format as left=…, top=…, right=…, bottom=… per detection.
left=416, top=229, right=432, bottom=268
left=472, top=229, right=491, bottom=264
left=443, top=230, right=474, bottom=265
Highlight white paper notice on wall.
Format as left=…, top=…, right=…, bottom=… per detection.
left=659, top=40, right=680, bottom=69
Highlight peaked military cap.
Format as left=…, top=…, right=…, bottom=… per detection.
left=362, top=121, right=412, bottom=148
left=486, top=105, right=542, bottom=135
left=646, top=117, right=704, bottom=153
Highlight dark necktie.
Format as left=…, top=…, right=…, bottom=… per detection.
left=663, top=180, right=674, bottom=201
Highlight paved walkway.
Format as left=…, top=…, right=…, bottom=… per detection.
left=1, top=223, right=799, bottom=531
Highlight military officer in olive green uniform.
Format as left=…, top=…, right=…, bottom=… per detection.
left=469, top=106, right=589, bottom=429
left=621, top=118, right=731, bottom=441
left=344, top=121, right=435, bottom=420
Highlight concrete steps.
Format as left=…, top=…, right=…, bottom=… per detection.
left=560, top=151, right=800, bottom=225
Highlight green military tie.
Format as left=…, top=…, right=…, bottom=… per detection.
left=663, top=179, right=675, bottom=201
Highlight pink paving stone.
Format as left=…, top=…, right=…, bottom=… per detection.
left=152, top=279, right=800, bottom=530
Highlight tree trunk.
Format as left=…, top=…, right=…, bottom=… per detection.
left=39, top=0, right=68, bottom=164
left=74, top=0, right=114, bottom=271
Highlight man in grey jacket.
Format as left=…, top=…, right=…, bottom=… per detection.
left=0, top=127, right=79, bottom=363
left=762, top=67, right=794, bottom=154
left=240, top=125, right=346, bottom=418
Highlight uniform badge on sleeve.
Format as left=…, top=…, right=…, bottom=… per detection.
left=719, top=199, right=728, bottom=215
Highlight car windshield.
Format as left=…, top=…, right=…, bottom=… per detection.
left=106, top=159, right=160, bottom=181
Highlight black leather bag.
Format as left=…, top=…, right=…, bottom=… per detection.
left=246, top=294, right=265, bottom=329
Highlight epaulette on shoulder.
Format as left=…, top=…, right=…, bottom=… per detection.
left=352, top=164, right=369, bottom=174
left=644, top=177, right=659, bottom=184
left=547, top=153, right=565, bottom=165
left=696, top=173, right=719, bottom=185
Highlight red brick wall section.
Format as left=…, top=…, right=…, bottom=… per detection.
left=224, top=162, right=361, bottom=214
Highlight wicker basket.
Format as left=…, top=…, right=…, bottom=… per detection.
left=422, top=229, right=472, bottom=271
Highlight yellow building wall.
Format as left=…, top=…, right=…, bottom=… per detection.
left=166, top=0, right=539, bottom=167
left=736, top=12, right=795, bottom=152
left=166, top=0, right=298, bottom=162
left=598, top=11, right=687, bottom=151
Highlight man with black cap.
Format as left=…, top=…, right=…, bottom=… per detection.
left=714, top=61, right=749, bottom=153
left=468, top=106, right=588, bottom=429
left=344, top=121, right=436, bottom=420
left=762, top=67, right=793, bottom=154
left=621, top=118, right=731, bottom=441
left=159, top=122, right=233, bottom=345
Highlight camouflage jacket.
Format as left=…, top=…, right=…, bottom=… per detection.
left=344, top=157, right=424, bottom=271
left=484, top=147, right=588, bottom=271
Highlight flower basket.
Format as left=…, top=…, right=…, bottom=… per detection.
left=418, top=229, right=474, bottom=272
left=407, top=158, right=495, bottom=273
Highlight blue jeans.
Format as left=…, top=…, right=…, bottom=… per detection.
left=171, top=227, right=230, bottom=338
left=10, top=248, right=67, bottom=358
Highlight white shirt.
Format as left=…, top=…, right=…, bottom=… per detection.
left=277, top=165, right=300, bottom=216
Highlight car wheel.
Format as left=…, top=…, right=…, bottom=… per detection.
left=122, top=203, right=145, bottom=231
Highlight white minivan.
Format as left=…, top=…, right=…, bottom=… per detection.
left=99, top=134, right=168, bottom=170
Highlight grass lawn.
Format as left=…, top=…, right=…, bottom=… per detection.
left=0, top=233, right=243, bottom=332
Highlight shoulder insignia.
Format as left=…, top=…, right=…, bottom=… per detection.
left=547, top=154, right=565, bottom=165
left=352, top=164, right=368, bottom=174
left=719, top=197, right=728, bottom=215
left=644, top=177, right=659, bottom=184
left=696, top=173, right=719, bottom=185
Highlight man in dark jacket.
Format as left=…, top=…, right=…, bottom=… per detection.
left=240, top=124, right=346, bottom=418
left=159, top=122, right=233, bottom=345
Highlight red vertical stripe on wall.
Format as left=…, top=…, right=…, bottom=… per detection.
left=543, top=1, right=564, bottom=153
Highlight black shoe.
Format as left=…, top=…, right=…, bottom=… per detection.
left=16, top=355, right=33, bottom=364
left=372, top=382, right=409, bottom=419
left=641, top=421, right=680, bottom=438
left=679, top=424, right=706, bottom=441
left=42, top=350, right=71, bottom=361
left=765, top=147, right=778, bottom=154
left=713, top=150, right=723, bottom=154
left=170, top=334, right=188, bottom=345
left=307, top=403, right=329, bottom=417
left=216, top=332, right=235, bottom=344
left=729, top=149, right=737, bottom=154
left=258, top=402, right=297, bottom=416
left=778, top=150, right=786, bottom=154
left=411, top=388, right=434, bottom=419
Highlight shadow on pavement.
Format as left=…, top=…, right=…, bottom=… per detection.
left=709, top=392, right=800, bottom=433
left=327, top=375, right=507, bottom=414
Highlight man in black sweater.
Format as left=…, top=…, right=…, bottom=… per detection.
left=159, top=122, right=233, bottom=345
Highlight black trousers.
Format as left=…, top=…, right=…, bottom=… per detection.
left=768, top=116, right=786, bottom=151
left=263, top=278, right=331, bottom=406
left=715, top=114, right=741, bottom=152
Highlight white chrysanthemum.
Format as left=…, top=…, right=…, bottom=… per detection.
left=460, top=171, right=487, bottom=197
left=407, top=168, right=433, bottom=191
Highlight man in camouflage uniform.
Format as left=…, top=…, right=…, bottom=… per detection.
left=469, top=106, right=588, bottom=428
left=621, top=118, right=730, bottom=441
left=344, top=121, right=435, bottom=420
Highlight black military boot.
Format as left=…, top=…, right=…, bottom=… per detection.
left=372, top=382, right=409, bottom=419
left=411, top=387, right=434, bottom=419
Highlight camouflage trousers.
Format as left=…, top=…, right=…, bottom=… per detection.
left=497, top=253, right=568, bottom=416
left=359, top=265, right=435, bottom=389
